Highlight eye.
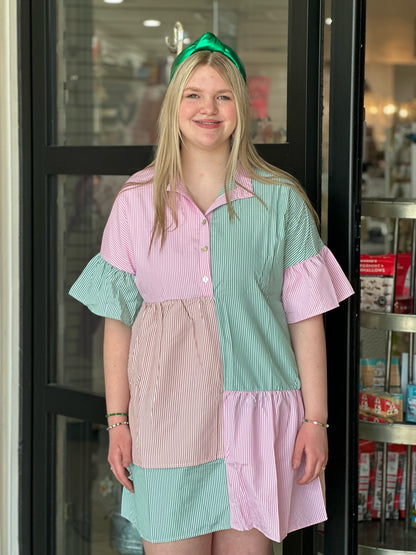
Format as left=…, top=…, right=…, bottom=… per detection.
left=218, top=95, right=232, bottom=101
left=185, top=93, right=199, bottom=99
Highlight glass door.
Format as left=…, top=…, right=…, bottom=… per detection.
left=23, top=1, right=325, bottom=553
left=357, top=1, right=416, bottom=553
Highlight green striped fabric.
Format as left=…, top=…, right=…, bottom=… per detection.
left=210, top=180, right=324, bottom=391
left=122, top=460, right=231, bottom=542
left=69, top=253, right=143, bottom=327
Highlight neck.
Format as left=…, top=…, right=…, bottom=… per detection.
left=180, top=146, right=231, bottom=212
left=181, top=146, right=230, bottom=189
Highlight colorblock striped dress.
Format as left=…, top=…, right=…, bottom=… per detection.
left=69, top=166, right=353, bottom=543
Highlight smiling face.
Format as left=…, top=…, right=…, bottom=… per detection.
left=178, top=64, right=237, bottom=154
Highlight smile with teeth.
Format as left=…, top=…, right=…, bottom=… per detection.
left=195, top=120, right=221, bottom=126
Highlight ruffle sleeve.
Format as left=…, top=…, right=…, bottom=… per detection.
left=282, top=246, right=354, bottom=324
left=69, top=254, right=143, bottom=327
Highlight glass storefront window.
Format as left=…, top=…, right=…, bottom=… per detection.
left=363, top=1, right=416, bottom=199
left=55, top=416, right=143, bottom=554
left=59, top=174, right=128, bottom=393
left=55, top=0, right=288, bottom=146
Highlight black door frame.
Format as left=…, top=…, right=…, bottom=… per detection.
left=324, top=1, right=365, bottom=554
left=19, top=0, right=362, bottom=553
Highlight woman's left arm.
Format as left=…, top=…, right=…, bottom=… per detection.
left=289, top=314, right=328, bottom=485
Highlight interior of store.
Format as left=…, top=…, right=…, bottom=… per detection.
left=358, top=1, right=416, bottom=553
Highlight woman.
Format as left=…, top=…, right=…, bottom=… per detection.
left=70, top=33, right=353, bottom=555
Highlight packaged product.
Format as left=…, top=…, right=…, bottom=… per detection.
left=394, top=252, right=413, bottom=314
left=359, top=389, right=402, bottom=421
left=399, top=446, right=416, bottom=519
left=360, top=357, right=400, bottom=392
left=371, top=446, right=400, bottom=519
left=406, top=385, right=416, bottom=423
left=360, top=254, right=395, bottom=312
left=388, top=444, right=406, bottom=517
left=411, top=492, right=416, bottom=528
left=358, top=440, right=375, bottom=521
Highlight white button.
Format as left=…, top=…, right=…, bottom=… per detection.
left=201, top=246, right=208, bottom=252
left=202, top=276, right=209, bottom=283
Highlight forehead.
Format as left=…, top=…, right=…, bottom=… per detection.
left=185, top=64, right=230, bottom=89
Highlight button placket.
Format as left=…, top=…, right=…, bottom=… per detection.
left=199, top=215, right=212, bottom=294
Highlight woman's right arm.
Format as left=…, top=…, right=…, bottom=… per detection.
left=104, top=317, right=134, bottom=492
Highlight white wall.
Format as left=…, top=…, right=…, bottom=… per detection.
left=0, top=0, right=20, bottom=553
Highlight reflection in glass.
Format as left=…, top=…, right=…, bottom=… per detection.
left=56, top=0, right=288, bottom=146
left=58, top=175, right=128, bottom=393
left=363, top=0, right=416, bottom=199
left=55, top=416, right=143, bottom=554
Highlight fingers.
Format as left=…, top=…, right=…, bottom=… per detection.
left=110, top=462, right=134, bottom=493
left=292, top=437, right=304, bottom=472
left=108, top=428, right=134, bottom=493
left=292, top=424, right=328, bottom=485
left=297, top=456, right=327, bottom=485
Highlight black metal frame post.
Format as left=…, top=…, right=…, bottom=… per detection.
left=19, top=0, right=34, bottom=552
left=324, top=0, right=365, bottom=553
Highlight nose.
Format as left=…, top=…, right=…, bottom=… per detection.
left=200, top=97, right=217, bottom=114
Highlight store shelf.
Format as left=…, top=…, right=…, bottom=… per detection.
left=362, top=199, right=416, bottom=219
left=361, top=311, right=416, bottom=333
left=358, top=521, right=416, bottom=554
left=359, top=421, right=416, bottom=445
left=360, top=197, right=416, bottom=553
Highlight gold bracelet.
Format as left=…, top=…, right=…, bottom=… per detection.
left=304, top=418, right=329, bottom=428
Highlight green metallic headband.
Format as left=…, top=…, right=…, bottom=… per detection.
left=170, top=32, right=246, bottom=82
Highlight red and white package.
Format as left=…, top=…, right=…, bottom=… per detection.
left=360, top=254, right=395, bottom=312
left=372, top=448, right=400, bottom=519
left=359, top=440, right=375, bottom=521
left=395, top=252, right=413, bottom=314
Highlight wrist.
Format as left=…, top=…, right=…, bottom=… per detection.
left=303, top=418, right=329, bottom=428
left=106, top=411, right=128, bottom=425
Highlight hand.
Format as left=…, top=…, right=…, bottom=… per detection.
left=292, top=422, right=328, bottom=485
left=108, top=425, right=134, bottom=493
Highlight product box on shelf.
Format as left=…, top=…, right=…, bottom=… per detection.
left=359, top=389, right=403, bottom=422
left=360, top=253, right=395, bottom=312
left=360, top=251, right=414, bottom=313
left=358, top=440, right=375, bottom=521
left=395, top=251, right=413, bottom=314
left=360, top=357, right=400, bottom=392
left=406, top=385, right=416, bottom=422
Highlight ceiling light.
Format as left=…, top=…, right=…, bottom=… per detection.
left=104, top=0, right=124, bottom=3
left=325, top=18, right=332, bottom=26
left=383, top=104, right=397, bottom=115
left=399, top=108, right=409, bottom=118
left=143, top=19, right=161, bottom=27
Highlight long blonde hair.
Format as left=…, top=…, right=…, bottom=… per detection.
left=131, top=50, right=319, bottom=246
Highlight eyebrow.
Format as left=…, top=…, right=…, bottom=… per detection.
left=183, top=86, right=234, bottom=94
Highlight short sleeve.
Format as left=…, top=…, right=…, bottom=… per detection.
left=100, top=190, right=136, bottom=274
left=282, top=246, right=354, bottom=323
left=69, top=254, right=143, bottom=327
left=281, top=187, right=354, bottom=323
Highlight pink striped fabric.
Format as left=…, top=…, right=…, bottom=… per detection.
left=100, top=167, right=253, bottom=302
left=282, top=245, right=354, bottom=324
left=128, top=297, right=224, bottom=468
left=223, top=390, right=327, bottom=540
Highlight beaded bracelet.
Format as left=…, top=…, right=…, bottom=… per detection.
left=304, top=418, right=329, bottom=428
left=106, top=421, right=129, bottom=431
left=106, top=412, right=128, bottom=418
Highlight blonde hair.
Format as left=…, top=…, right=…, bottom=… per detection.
left=131, top=50, right=319, bottom=246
